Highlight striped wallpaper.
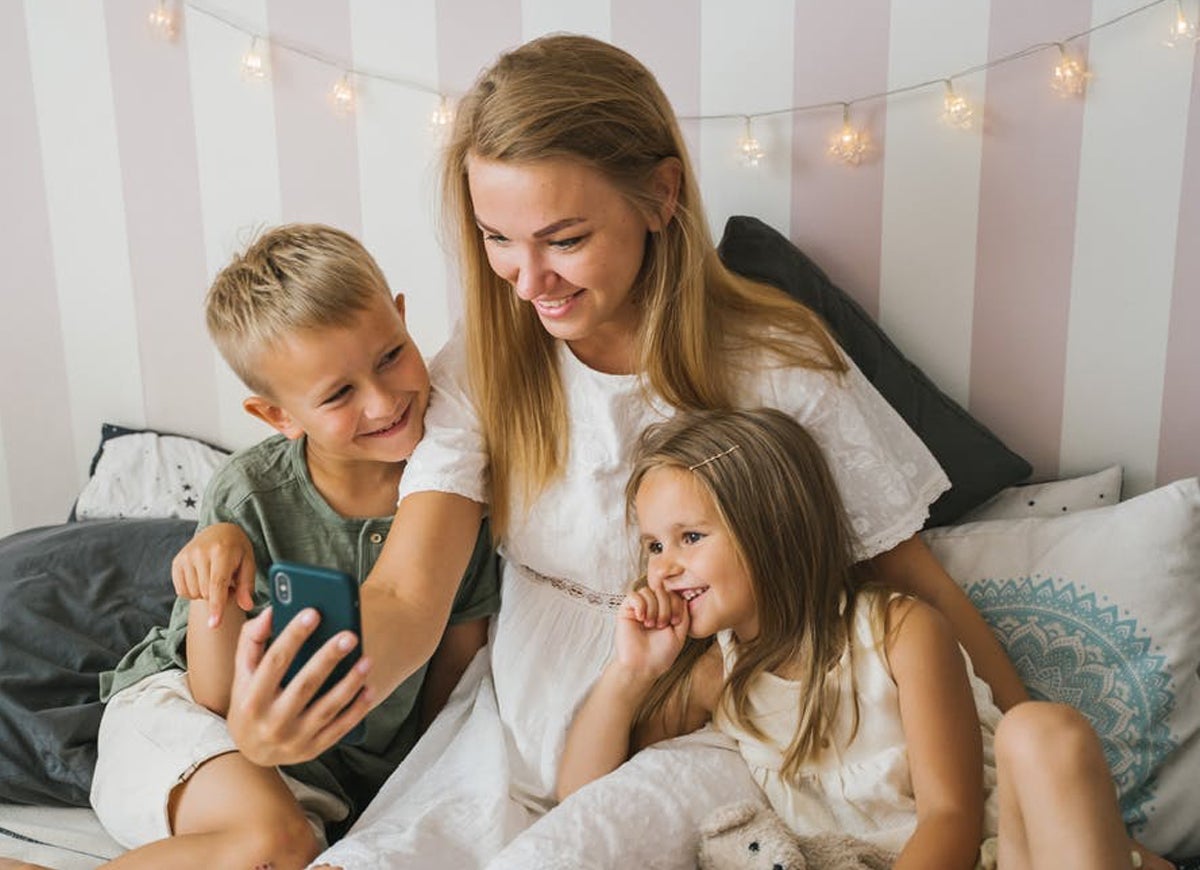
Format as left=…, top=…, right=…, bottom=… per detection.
left=0, top=0, right=1196, bottom=537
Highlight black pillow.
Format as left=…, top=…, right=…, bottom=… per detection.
left=718, top=215, right=1031, bottom=528
left=0, top=518, right=191, bottom=806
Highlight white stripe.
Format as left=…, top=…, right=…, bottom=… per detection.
left=878, top=0, right=991, bottom=406
left=0, top=416, right=13, bottom=538
left=349, top=0, right=452, bottom=356
left=24, top=1, right=145, bottom=475
left=1060, top=1, right=1194, bottom=495
left=699, top=0, right=794, bottom=241
left=185, top=0, right=282, bottom=451
left=520, top=0, right=611, bottom=41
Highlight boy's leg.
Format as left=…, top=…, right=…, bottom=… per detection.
left=994, top=702, right=1131, bottom=870
left=92, top=670, right=345, bottom=870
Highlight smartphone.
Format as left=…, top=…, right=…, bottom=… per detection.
left=268, top=560, right=366, bottom=744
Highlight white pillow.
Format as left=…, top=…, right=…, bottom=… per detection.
left=922, top=478, right=1200, bottom=856
left=959, top=464, right=1122, bottom=523
left=74, top=432, right=228, bottom=521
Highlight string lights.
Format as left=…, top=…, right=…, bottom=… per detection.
left=160, top=0, right=1189, bottom=165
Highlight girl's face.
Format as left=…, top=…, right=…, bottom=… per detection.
left=636, top=466, right=759, bottom=641
left=466, top=155, right=653, bottom=375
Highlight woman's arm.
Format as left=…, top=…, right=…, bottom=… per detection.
left=887, top=597, right=986, bottom=870
left=227, top=491, right=484, bottom=766
left=873, top=535, right=1028, bottom=711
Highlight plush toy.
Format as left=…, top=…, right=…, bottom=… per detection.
left=697, top=801, right=895, bottom=870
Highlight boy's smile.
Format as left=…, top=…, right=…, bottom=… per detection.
left=246, top=292, right=431, bottom=471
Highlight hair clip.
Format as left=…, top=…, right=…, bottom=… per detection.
left=688, top=444, right=740, bottom=471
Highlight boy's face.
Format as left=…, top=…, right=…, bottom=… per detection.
left=245, top=293, right=430, bottom=466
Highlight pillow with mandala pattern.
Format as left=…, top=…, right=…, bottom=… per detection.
left=922, top=478, right=1200, bottom=857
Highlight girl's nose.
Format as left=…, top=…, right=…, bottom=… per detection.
left=649, top=551, right=682, bottom=587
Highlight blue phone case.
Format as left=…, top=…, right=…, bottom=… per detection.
left=268, top=560, right=366, bottom=744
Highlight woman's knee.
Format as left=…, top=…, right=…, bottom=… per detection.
left=995, top=701, right=1104, bottom=775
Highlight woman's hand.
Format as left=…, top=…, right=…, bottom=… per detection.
left=614, top=587, right=689, bottom=681
left=172, top=522, right=256, bottom=629
left=226, top=608, right=373, bottom=767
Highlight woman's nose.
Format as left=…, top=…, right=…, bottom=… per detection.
left=511, top=250, right=554, bottom=301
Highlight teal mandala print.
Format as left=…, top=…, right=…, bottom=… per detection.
left=966, top=575, right=1175, bottom=830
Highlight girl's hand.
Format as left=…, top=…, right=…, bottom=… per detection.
left=226, top=608, right=373, bottom=767
left=614, top=587, right=689, bottom=680
left=172, top=522, right=256, bottom=629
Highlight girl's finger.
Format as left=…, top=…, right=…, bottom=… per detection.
left=651, top=585, right=675, bottom=628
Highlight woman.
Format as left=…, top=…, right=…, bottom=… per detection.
left=226, top=34, right=1030, bottom=867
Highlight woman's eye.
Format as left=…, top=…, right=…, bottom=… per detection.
left=549, top=235, right=585, bottom=250
left=682, top=531, right=703, bottom=545
left=483, top=232, right=509, bottom=244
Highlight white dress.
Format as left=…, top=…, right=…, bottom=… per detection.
left=314, top=330, right=950, bottom=869
left=713, top=592, right=1002, bottom=854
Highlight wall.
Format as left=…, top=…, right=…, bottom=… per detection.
left=1, top=0, right=1197, bottom=537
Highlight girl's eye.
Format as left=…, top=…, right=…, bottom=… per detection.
left=682, top=531, right=703, bottom=545
left=646, top=541, right=662, bottom=556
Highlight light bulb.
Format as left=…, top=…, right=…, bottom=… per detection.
left=430, top=96, right=454, bottom=127
left=940, top=81, right=974, bottom=130
left=241, top=38, right=267, bottom=81
left=737, top=118, right=764, bottom=167
left=829, top=106, right=868, bottom=166
left=331, top=74, right=356, bottom=115
left=1052, top=45, right=1091, bottom=97
left=147, top=1, right=177, bottom=41
left=1165, top=1, right=1198, bottom=47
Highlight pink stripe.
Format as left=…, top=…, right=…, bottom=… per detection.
left=612, top=0, right=702, bottom=186
left=0, top=2, right=80, bottom=527
left=969, top=1, right=1092, bottom=480
left=103, top=5, right=221, bottom=443
left=435, top=0, right=522, bottom=96
left=1157, top=49, right=1200, bottom=486
left=790, top=1, right=891, bottom=318
left=267, top=0, right=362, bottom=235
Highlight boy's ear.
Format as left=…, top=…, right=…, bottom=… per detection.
left=393, top=292, right=407, bottom=321
left=243, top=395, right=304, bottom=440
left=646, top=157, right=683, bottom=232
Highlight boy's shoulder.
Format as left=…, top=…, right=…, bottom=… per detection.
left=204, top=433, right=301, bottom=512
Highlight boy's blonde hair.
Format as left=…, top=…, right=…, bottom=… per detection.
left=205, top=223, right=393, bottom=396
left=441, top=34, right=845, bottom=538
left=626, top=408, right=879, bottom=782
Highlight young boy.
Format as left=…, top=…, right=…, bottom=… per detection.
left=88, top=224, right=500, bottom=869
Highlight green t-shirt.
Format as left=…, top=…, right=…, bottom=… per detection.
left=99, top=434, right=501, bottom=827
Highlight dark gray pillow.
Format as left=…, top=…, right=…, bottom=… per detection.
left=0, top=518, right=191, bottom=805
left=718, top=215, right=1031, bottom=527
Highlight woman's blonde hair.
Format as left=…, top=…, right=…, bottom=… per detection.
left=205, top=223, right=392, bottom=396
left=442, top=34, right=846, bottom=537
left=626, top=408, right=878, bottom=781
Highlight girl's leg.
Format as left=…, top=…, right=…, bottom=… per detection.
left=103, top=752, right=320, bottom=870
left=994, top=702, right=1131, bottom=870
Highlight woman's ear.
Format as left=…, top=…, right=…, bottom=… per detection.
left=646, top=157, right=683, bottom=232
left=243, top=395, right=304, bottom=440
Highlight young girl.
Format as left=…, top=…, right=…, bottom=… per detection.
left=559, top=408, right=1139, bottom=870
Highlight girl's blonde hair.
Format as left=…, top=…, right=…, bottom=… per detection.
left=205, top=223, right=392, bottom=396
left=441, top=34, right=846, bottom=537
left=626, top=408, right=878, bottom=781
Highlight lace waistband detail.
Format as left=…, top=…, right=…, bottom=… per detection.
left=504, top=552, right=625, bottom=612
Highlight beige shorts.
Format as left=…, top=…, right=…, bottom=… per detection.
left=91, top=669, right=348, bottom=850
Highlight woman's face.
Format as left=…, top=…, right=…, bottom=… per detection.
left=466, top=155, right=654, bottom=374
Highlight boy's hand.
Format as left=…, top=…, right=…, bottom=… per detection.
left=172, top=522, right=256, bottom=629
left=614, top=587, right=689, bottom=681
left=227, top=608, right=372, bottom=766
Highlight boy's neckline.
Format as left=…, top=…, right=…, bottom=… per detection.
left=298, top=435, right=405, bottom=520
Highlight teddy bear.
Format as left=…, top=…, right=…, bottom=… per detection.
left=697, top=801, right=895, bottom=870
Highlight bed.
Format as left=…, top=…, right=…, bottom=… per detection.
left=3, top=219, right=1198, bottom=869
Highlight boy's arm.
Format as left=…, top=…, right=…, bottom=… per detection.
left=872, top=535, right=1028, bottom=711
left=419, top=617, right=488, bottom=729
left=227, top=490, right=483, bottom=767
left=185, top=598, right=246, bottom=714
left=888, top=598, right=985, bottom=870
